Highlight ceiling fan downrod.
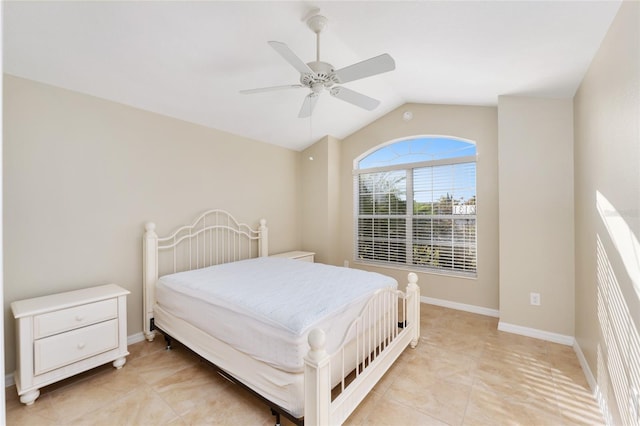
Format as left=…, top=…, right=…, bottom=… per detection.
left=306, top=14, right=327, bottom=63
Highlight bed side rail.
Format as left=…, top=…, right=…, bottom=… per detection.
left=304, top=273, right=420, bottom=426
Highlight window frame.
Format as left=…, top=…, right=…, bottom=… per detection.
left=353, top=136, right=478, bottom=278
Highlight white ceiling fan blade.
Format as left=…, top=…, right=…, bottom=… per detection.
left=334, top=53, right=395, bottom=84
left=239, top=84, right=304, bottom=94
left=330, top=86, right=380, bottom=111
left=268, top=41, right=315, bottom=75
left=298, top=93, right=319, bottom=118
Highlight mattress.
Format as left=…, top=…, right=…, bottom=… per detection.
left=155, top=256, right=397, bottom=373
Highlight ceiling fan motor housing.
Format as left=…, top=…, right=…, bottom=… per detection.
left=300, top=61, right=339, bottom=89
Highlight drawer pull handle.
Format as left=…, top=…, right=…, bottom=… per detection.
left=77, top=343, right=86, bottom=350
left=75, top=315, right=84, bottom=322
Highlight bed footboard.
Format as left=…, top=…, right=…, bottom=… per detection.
left=304, top=273, right=420, bottom=426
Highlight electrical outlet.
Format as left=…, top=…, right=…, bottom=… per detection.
left=344, top=260, right=350, bottom=268
left=530, top=292, right=541, bottom=306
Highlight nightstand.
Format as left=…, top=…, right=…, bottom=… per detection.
left=11, top=284, right=130, bottom=405
left=270, top=251, right=315, bottom=262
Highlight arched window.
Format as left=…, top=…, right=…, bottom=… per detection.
left=354, top=136, right=477, bottom=276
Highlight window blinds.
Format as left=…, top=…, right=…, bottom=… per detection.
left=356, top=161, right=477, bottom=275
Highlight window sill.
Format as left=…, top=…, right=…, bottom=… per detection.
left=353, top=259, right=478, bottom=280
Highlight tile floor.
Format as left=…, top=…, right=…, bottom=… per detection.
left=6, top=305, right=605, bottom=425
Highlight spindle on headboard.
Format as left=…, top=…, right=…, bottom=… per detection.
left=142, top=210, right=268, bottom=341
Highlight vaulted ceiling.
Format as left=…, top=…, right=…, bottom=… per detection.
left=4, top=1, right=621, bottom=151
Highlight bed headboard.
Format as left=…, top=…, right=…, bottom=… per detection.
left=142, top=209, right=268, bottom=340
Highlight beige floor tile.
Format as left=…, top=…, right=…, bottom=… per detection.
left=125, top=343, right=199, bottom=385
left=342, top=389, right=383, bottom=426
left=400, top=343, right=478, bottom=386
left=554, top=377, right=605, bottom=425
left=486, top=331, right=550, bottom=359
left=179, top=384, right=272, bottom=425
left=127, top=334, right=167, bottom=358
left=464, top=386, right=565, bottom=426
left=4, top=385, right=19, bottom=407
left=6, top=406, right=61, bottom=426
left=87, top=362, right=148, bottom=393
left=422, top=327, right=487, bottom=359
left=472, top=371, right=560, bottom=416
left=6, top=390, right=60, bottom=425
left=363, top=398, right=449, bottom=426
left=475, top=343, right=554, bottom=380
left=449, top=311, right=499, bottom=336
left=6, top=306, right=604, bottom=426
left=151, top=362, right=231, bottom=415
left=47, top=373, right=131, bottom=422
left=369, top=349, right=415, bottom=394
left=557, top=404, right=606, bottom=426
left=166, top=416, right=189, bottom=426
left=67, top=385, right=180, bottom=426
left=386, top=367, right=472, bottom=425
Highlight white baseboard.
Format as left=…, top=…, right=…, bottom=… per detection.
left=423, top=297, right=574, bottom=348
left=573, top=340, right=612, bottom=425
left=5, top=332, right=150, bottom=389
left=497, top=321, right=575, bottom=346
left=127, top=332, right=146, bottom=346
left=573, top=340, right=597, bottom=390
left=421, top=296, right=500, bottom=318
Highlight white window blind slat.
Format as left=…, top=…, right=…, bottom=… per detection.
left=355, top=138, right=477, bottom=275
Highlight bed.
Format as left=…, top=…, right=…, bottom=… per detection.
left=142, top=210, right=420, bottom=425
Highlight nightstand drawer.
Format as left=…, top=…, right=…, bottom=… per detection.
left=33, top=298, right=117, bottom=339
left=34, top=319, right=119, bottom=375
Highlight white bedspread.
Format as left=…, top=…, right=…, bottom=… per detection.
left=155, top=257, right=396, bottom=372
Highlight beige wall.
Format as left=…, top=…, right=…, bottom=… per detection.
left=574, top=1, right=639, bottom=423
left=3, top=75, right=301, bottom=374
left=497, top=96, right=575, bottom=336
left=300, top=135, right=341, bottom=265
left=337, top=104, right=499, bottom=310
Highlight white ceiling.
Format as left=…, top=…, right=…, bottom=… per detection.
left=4, top=1, right=621, bottom=151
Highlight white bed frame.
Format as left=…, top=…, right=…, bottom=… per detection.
left=142, top=210, right=420, bottom=426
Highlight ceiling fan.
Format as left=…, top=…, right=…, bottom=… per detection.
left=240, top=13, right=396, bottom=118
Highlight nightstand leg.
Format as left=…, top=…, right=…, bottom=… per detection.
left=20, top=389, right=40, bottom=405
left=112, top=357, right=127, bottom=369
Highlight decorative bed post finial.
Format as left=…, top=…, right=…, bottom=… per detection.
left=145, top=222, right=156, bottom=234
left=307, top=328, right=327, bottom=362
